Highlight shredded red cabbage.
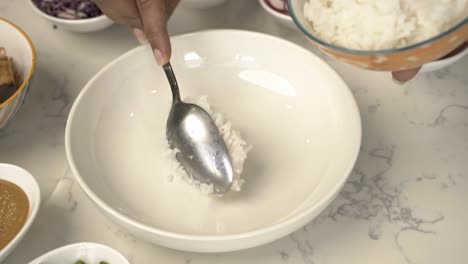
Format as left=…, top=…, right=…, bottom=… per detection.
left=32, top=0, right=103, bottom=20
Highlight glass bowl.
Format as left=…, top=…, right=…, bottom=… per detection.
left=287, top=0, right=468, bottom=71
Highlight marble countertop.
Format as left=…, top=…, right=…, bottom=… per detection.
left=1, top=0, right=468, bottom=263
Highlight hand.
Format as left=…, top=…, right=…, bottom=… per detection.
left=94, top=0, right=181, bottom=65
left=392, top=67, right=421, bottom=84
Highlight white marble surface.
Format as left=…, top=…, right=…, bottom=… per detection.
left=1, top=0, right=468, bottom=263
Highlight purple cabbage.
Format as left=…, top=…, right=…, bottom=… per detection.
left=32, top=0, right=103, bottom=20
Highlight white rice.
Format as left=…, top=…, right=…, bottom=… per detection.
left=162, top=96, right=252, bottom=194
left=304, top=0, right=468, bottom=50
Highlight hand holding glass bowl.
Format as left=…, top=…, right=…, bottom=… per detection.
left=287, top=0, right=468, bottom=84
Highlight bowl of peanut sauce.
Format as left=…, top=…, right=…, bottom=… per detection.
left=0, top=163, right=40, bottom=262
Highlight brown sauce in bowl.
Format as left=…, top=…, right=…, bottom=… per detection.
left=0, top=179, right=29, bottom=250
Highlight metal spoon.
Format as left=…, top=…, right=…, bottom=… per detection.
left=163, top=62, right=234, bottom=194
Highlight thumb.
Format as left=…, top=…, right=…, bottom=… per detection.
left=392, top=67, right=422, bottom=84
left=137, top=0, right=171, bottom=65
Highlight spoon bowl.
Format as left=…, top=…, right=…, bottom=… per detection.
left=163, top=63, right=234, bottom=194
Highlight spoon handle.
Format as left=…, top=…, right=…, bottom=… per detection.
left=163, top=62, right=181, bottom=104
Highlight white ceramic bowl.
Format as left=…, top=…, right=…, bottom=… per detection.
left=0, top=18, right=36, bottom=129
left=181, top=0, right=229, bottom=9
left=420, top=42, right=468, bottom=73
left=259, top=0, right=297, bottom=30
left=0, top=164, right=41, bottom=262
left=66, top=30, right=361, bottom=252
left=28, top=1, right=113, bottom=33
left=28, top=243, right=130, bottom=264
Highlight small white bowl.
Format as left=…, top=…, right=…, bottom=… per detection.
left=259, top=0, right=297, bottom=30
left=28, top=1, right=113, bottom=33
left=420, top=43, right=468, bottom=73
left=180, top=0, right=229, bottom=9
left=0, top=164, right=41, bottom=262
left=28, top=243, right=130, bottom=264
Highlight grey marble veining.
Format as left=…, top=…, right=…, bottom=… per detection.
left=1, top=0, right=468, bottom=263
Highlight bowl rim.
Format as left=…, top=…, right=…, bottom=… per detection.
left=259, top=0, right=292, bottom=21
left=428, top=42, right=468, bottom=63
left=0, top=163, right=41, bottom=257
left=0, top=18, right=36, bottom=109
left=421, top=41, right=468, bottom=72
left=287, top=0, right=468, bottom=55
left=65, top=29, right=362, bottom=242
left=28, top=0, right=110, bottom=25
left=28, top=242, right=130, bottom=264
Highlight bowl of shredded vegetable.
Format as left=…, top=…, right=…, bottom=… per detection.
left=29, top=0, right=113, bottom=32
left=28, top=243, right=129, bottom=264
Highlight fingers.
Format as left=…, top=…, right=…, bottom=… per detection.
left=94, top=0, right=142, bottom=27
left=137, top=0, right=171, bottom=65
left=95, top=0, right=145, bottom=45
left=95, top=0, right=180, bottom=65
left=131, top=27, right=148, bottom=44
left=392, top=67, right=422, bottom=84
left=166, top=0, right=181, bottom=17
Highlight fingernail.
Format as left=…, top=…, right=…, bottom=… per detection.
left=392, top=77, right=405, bottom=85
left=132, top=28, right=147, bottom=44
left=153, top=49, right=164, bottom=66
